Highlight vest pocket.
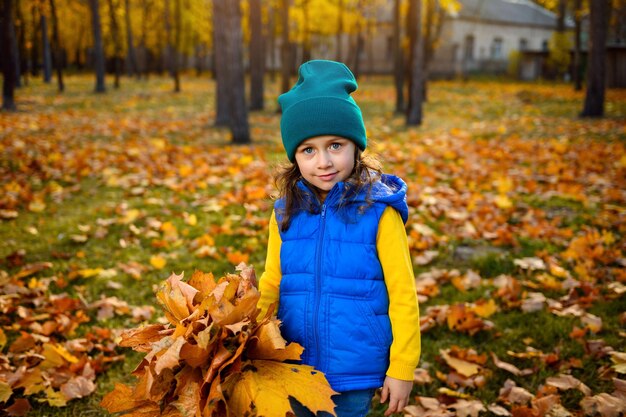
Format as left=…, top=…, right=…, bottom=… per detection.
left=326, top=295, right=391, bottom=377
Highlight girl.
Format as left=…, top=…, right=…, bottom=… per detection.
left=258, top=60, right=421, bottom=417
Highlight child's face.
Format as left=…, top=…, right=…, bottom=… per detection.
left=294, top=135, right=356, bottom=199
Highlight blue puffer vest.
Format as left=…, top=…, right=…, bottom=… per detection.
left=275, top=174, right=409, bottom=392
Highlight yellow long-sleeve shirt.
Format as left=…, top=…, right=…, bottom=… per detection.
left=258, top=206, right=421, bottom=382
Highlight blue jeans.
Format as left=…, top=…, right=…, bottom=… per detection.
left=289, top=389, right=376, bottom=417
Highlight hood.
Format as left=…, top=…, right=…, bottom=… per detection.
left=368, top=174, right=409, bottom=224
left=294, top=173, right=409, bottom=225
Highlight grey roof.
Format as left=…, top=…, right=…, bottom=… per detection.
left=454, top=0, right=561, bottom=28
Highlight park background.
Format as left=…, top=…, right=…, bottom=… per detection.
left=1, top=0, right=626, bottom=416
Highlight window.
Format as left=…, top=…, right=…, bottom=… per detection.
left=464, top=35, right=475, bottom=60
left=542, top=40, right=549, bottom=51
left=491, top=37, right=503, bottom=59
left=519, top=38, right=528, bottom=51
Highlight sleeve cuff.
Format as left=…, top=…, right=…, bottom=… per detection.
left=386, top=361, right=416, bottom=382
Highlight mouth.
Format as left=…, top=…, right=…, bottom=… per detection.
left=317, top=172, right=338, bottom=181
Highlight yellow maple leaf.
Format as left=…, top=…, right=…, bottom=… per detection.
left=39, top=387, right=67, bottom=407
left=247, top=320, right=304, bottom=361
left=440, top=349, right=481, bottom=377
left=494, top=194, right=513, bottom=209
left=78, top=268, right=104, bottom=278
left=472, top=299, right=498, bottom=318
left=40, top=343, right=79, bottom=369
left=150, top=255, right=167, bottom=270
left=156, top=274, right=193, bottom=323
left=609, top=351, right=626, bottom=374
left=437, top=387, right=473, bottom=399
left=225, top=360, right=337, bottom=417
left=0, top=381, right=12, bottom=403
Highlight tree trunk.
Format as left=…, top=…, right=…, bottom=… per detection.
left=393, top=0, right=404, bottom=113
left=124, top=0, right=138, bottom=77
left=140, top=0, right=149, bottom=78
left=302, top=0, right=311, bottom=62
left=407, top=0, right=424, bottom=125
left=268, top=2, right=276, bottom=81
left=581, top=0, right=609, bottom=118
left=12, top=0, right=21, bottom=88
left=194, top=37, right=204, bottom=76
left=280, top=0, right=291, bottom=95
left=1, top=0, right=18, bottom=110
left=249, top=0, right=264, bottom=110
left=351, top=0, right=364, bottom=80
left=214, top=0, right=250, bottom=143
left=573, top=0, right=583, bottom=91
left=405, top=0, right=416, bottom=111
left=557, top=0, right=566, bottom=32
left=213, top=0, right=230, bottom=126
left=422, top=0, right=438, bottom=102
left=16, top=0, right=28, bottom=86
left=41, top=15, right=52, bottom=83
left=30, top=2, right=39, bottom=77
left=107, top=0, right=122, bottom=88
left=49, top=0, right=64, bottom=92
left=335, top=0, right=343, bottom=62
left=173, top=0, right=181, bottom=91
left=88, top=0, right=106, bottom=92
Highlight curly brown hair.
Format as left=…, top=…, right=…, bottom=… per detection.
left=273, top=148, right=382, bottom=232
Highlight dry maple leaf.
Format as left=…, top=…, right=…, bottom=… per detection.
left=101, top=265, right=337, bottom=416
left=580, top=393, right=626, bottom=417
left=545, top=374, right=592, bottom=396
left=447, top=399, right=486, bottom=417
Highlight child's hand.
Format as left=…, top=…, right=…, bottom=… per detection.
left=380, top=376, right=413, bottom=416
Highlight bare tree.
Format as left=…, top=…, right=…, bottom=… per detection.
left=213, top=0, right=230, bottom=125
left=335, top=0, right=344, bottom=61
left=173, top=0, right=182, bottom=91
left=15, top=0, right=27, bottom=86
left=41, top=13, right=52, bottom=82
left=280, top=0, right=291, bottom=94
left=301, top=0, right=311, bottom=62
left=88, top=0, right=106, bottom=92
left=406, top=0, right=424, bottom=125
left=572, top=0, right=583, bottom=91
left=249, top=0, right=265, bottom=110
left=107, top=0, right=123, bottom=88
left=49, top=0, right=64, bottom=91
left=1, top=0, right=18, bottom=110
left=393, top=0, right=404, bottom=113
left=349, top=0, right=365, bottom=80
left=581, top=0, right=609, bottom=117
left=267, top=2, right=276, bottom=82
left=30, top=2, right=40, bottom=77
left=124, top=0, right=138, bottom=77
left=213, top=0, right=250, bottom=143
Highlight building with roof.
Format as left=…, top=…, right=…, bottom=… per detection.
left=429, top=0, right=565, bottom=78
left=296, top=0, right=565, bottom=78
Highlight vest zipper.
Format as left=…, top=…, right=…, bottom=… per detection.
left=313, top=203, right=327, bottom=370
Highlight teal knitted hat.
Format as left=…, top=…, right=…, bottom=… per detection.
left=278, top=60, right=367, bottom=162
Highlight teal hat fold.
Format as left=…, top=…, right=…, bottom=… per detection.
left=278, top=60, right=367, bottom=162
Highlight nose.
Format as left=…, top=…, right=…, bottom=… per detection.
left=317, top=150, right=333, bottom=168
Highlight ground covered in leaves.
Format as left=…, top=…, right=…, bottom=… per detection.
left=0, top=75, right=625, bottom=417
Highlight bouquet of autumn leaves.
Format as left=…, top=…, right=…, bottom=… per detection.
left=101, top=264, right=337, bottom=417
